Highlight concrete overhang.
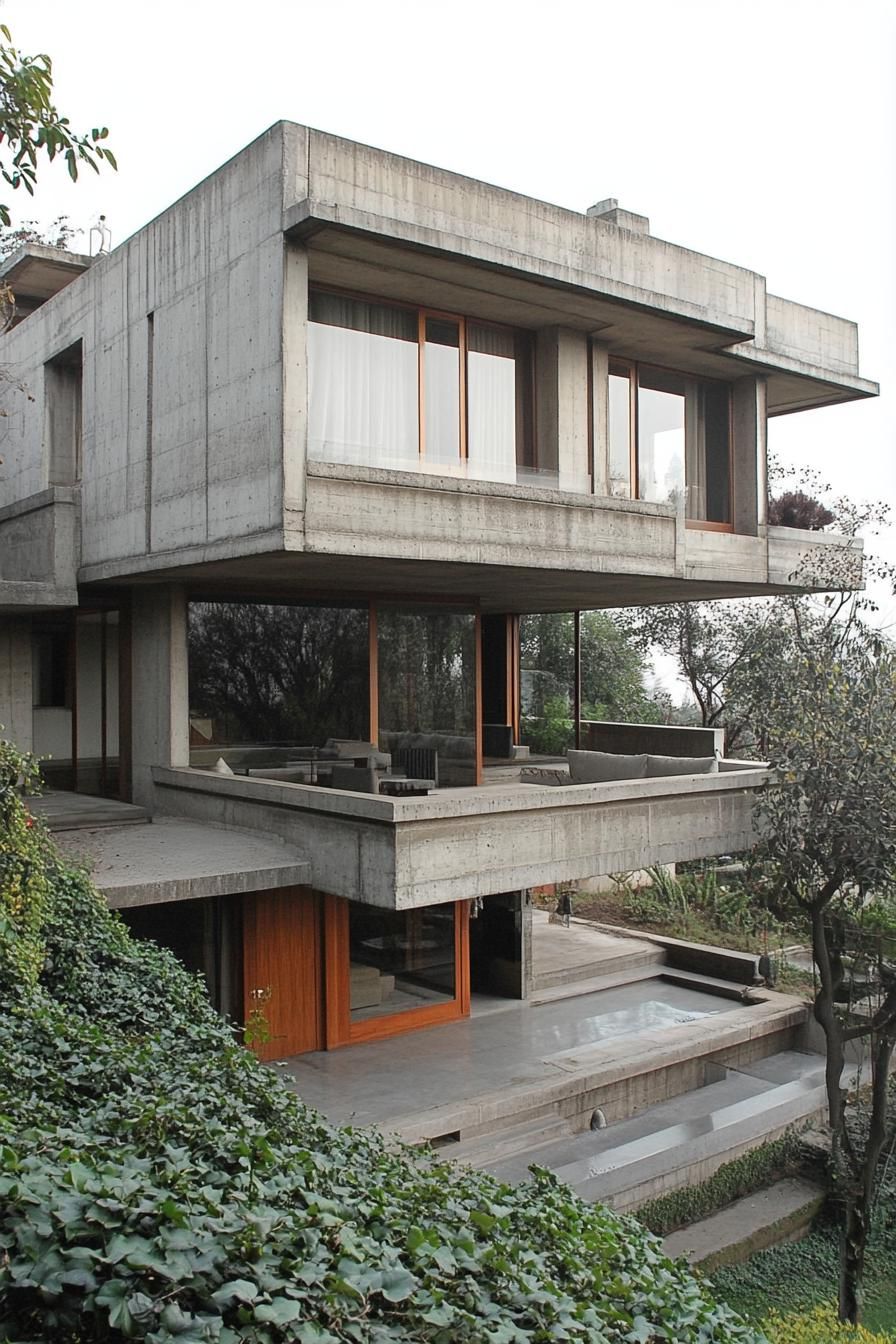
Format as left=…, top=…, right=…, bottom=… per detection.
left=55, top=816, right=311, bottom=909
left=152, top=765, right=771, bottom=911
left=285, top=199, right=876, bottom=413
left=0, top=580, right=79, bottom=613
left=0, top=244, right=92, bottom=320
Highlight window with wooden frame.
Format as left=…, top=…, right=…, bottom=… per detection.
left=308, top=289, right=535, bottom=483
left=606, top=358, right=733, bottom=528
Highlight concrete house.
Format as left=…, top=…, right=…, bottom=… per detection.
left=0, top=123, right=877, bottom=1061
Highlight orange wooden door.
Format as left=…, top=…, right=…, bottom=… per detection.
left=243, top=886, right=323, bottom=1060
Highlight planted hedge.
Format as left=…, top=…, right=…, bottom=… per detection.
left=0, top=744, right=764, bottom=1342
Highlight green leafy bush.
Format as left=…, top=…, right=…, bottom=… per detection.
left=0, top=735, right=52, bottom=990
left=0, top=742, right=764, bottom=1342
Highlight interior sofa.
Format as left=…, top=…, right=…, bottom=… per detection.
left=521, top=749, right=719, bottom=786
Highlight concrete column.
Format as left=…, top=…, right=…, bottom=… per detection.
left=590, top=343, right=609, bottom=497
left=282, top=242, right=309, bottom=531
left=732, top=376, right=765, bottom=535
left=534, top=327, right=590, bottom=491
left=130, top=585, right=189, bottom=808
left=0, top=618, right=33, bottom=752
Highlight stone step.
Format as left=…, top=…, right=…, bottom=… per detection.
left=479, top=1053, right=829, bottom=1213
left=447, top=1112, right=573, bottom=1168
left=532, top=946, right=665, bottom=992
left=530, top=961, right=663, bottom=1007
left=662, top=1177, right=826, bottom=1272
left=660, top=967, right=760, bottom=1002
left=559, top=1076, right=828, bottom=1210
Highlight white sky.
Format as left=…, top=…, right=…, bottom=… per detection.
left=3, top=0, right=895, bottom=626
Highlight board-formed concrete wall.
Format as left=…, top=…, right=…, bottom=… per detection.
left=151, top=765, right=768, bottom=911
left=0, top=124, right=307, bottom=570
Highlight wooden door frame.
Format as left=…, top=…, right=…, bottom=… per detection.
left=324, top=895, right=470, bottom=1048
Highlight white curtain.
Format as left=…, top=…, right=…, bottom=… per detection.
left=466, top=325, right=517, bottom=483
left=307, top=295, right=419, bottom=468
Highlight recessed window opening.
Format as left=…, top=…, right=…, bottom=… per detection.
left=606, top=357, right=732, bottom=526
left=45, top=339, right=83, bottom=486
left=308, top=289, right=534, bottom=483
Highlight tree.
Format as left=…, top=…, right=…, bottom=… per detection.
left=0, top=214, right=78, bottom=257
left=621, top=471, right=891, bottom=756
left=0, top=25, right=115, bottom=332
left=750, top=609, right=896, bottom=1325
left=618, top=598, right=782, bottom=755
left=0, top=25, right=115, bottom=228
left=520, top=610, right=669, bottom=752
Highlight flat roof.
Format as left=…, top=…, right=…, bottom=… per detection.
left=53, top=815, right=311, bottom=908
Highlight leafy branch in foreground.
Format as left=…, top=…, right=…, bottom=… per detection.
left=0, top=24, right=116, bottom=228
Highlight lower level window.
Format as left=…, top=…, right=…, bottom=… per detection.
left=349, top=905, right=456, bottom=1022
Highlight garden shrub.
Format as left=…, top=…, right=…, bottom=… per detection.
left=763, top=1303, right=889, bottom=1343
left=0, top=739, right=765, bottom=1342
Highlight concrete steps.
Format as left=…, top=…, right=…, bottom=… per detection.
left=445, top=1112, right=573, bottom=1169
left=530, top=961, right=662, bottom=1007
left=662, top=1177, right=826, bottom=1272
left=476, top=1051, right=828, bottom=1212
left=532, top=944, right=665, bottom=992
left=26, top=792, right=151, bottom=831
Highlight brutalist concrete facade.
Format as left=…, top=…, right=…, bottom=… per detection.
left=0, top=125, right=879, bottom=1051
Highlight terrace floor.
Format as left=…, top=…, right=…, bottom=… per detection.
left=278, top=974, right=730, bottom=1131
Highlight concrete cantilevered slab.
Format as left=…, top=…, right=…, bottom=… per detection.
left=54, top=816, right=310, bottom=909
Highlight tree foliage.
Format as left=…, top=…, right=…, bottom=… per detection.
left=749, top=611, right=896, bottom=1325
left=0, top=738, right=763, bottom=1342
left=0, top=25, right=116, bottom=228
left=520, top=611, right=669, bottom=752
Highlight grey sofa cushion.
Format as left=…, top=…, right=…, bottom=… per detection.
left=646, top=754, right=718, bottom=776
left=567, top=750, right=648, bottom=783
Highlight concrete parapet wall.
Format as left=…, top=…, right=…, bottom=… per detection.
left=151, top=764, right=769, bottom=911
left=0, top=488, right=79, bottom=589
left=302, top=462, right=678, bottom=576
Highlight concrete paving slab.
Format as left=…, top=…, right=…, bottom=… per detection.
left=531, top=910, right=663, bottom=990
left=662, top=1177, right=825, bottom=1271
left=27, top=790, right=149, bottom=830
left=55, top=817, right=310, bottom=907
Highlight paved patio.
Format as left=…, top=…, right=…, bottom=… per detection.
left=279, top=975, right=727, bottom=1130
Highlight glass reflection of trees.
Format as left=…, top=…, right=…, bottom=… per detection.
left=376, top=608, right=475, bottom=738
left=187, top=602, right=369, bottom=748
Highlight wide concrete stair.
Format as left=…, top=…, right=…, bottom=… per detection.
left=530, top=912, right=665, bottom=994
left=471, top=1051, right=828, bottom=1213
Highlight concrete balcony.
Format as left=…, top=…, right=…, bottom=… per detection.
left=0, top=487, right=79, bottom=611
left=152, top=761, right=770, bottom=911
left=296, top=461, right=863, bottom=609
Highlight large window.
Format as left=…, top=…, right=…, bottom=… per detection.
left=376, top=605, right=477, bottom=786
left=606, top=359, right=732, bottom=526
left=187, top=602, right=369, bottom=762
left=308, top=290, right=534, bottom=483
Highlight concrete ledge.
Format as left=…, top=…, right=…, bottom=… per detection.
left=55, top=816, right=311, bottom=908
left=388, top=992, right=807, bottom=1144
left=152, top=764, right=771, bottom=910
